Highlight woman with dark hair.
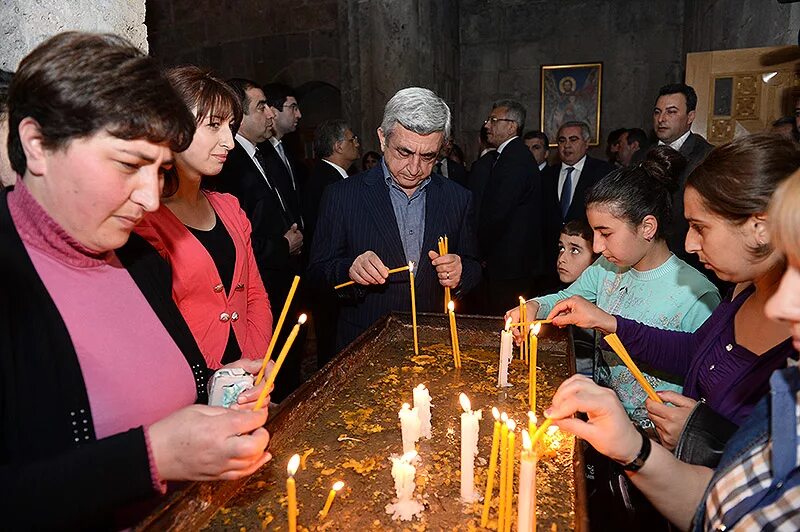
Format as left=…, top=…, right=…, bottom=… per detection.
left=136, top=66, right=272, bottom=369
left=546, top=166, right=800, bottom=531
left=2, top=33, right=271, bottom=529
left=546, top=134, right=799, bottom=457
left=361, top=150, right=380, bottom=171
left=508, top=146, right=720, bottom=425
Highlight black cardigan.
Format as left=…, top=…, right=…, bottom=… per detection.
left=0, top=189, right=210, bottom=530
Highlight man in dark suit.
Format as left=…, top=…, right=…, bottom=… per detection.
left=618, top=127, right=650, bottom=167
left=523, top=130, right=550, bottom=172
left=215, top=78, right=304, bottom=401
left=304, top=119, right=360, bottom=366
left=541, top=121, right=613, bottom=287
left=260, top=83, right=306, bottom=232
left=308, top=87, right=481, bottom=349
left=478, top=99, right=545, bottom=312
left=434, top=136, right=468, bottom=188
left=653, top=83, right=714, bottom=269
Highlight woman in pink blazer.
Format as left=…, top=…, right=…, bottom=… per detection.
left=136, top=66, right=271, bottom=368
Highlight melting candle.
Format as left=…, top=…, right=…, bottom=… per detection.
left=459, top=393, right=482, bottom=502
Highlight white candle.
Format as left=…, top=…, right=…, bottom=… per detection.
left=498, top=317, right=514, bottom=387
left=459, top=393, right=482, bottom=502
left=386, top=451, right=424, bottom=521
left=399, top=403, right=421, bottom=454
left=517, top=431, right=536, bottom=532
left=413, top=384, right=432, bottom=439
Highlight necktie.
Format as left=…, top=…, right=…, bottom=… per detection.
left=254, top=147, right=287, bottom=212
left=560, top=166, right=574, bottom=218
left=275, top=141, right=296, bottom=189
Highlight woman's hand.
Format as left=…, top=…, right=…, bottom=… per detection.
left=148, top=405, right=271, bottom=481
left=503, top=300, right=540, bottom=345
left=546, top=295, right=617, bottom=334
left=646, top=391, right=697, bottom=451
left=220, top=357, right=275, bottom=409
left=546, top=375, right=641, bottom=464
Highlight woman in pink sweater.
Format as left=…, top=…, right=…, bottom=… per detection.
left=136, top=66, right=272, bottom=368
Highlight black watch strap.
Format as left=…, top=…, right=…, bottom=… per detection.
left=620, top=424, right=652, bottom=472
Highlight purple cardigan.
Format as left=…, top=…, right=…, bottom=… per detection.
left=615, top=285, right=795, bottom=425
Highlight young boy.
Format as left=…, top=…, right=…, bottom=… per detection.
left=556, top=219, right=597, bottom=375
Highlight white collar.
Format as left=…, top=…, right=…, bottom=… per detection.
left=659, top=129, right=692, bottom=151
left=322, top=159, right=349, bottom=179
left=236, top=133, right=258, bottom=158
left=562, top=154, right=587, bottom=172
left=497, top=135, right=518, bottom=154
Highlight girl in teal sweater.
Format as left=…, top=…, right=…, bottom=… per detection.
left=508, top=147, right=720, bottom=425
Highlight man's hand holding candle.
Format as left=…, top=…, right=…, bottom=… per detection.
left=349, top=250, right=390, bottom=285
left=428, top=249, right=462, bottom=288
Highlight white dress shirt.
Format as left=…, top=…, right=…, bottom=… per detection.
left=235, top=133, right=287, bottom=211
left=658, top=129, right=692, bottom=152
left=558, top=154, right=587, bottom=201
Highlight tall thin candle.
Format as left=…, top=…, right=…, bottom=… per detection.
left=448, top=300, right=461, bottom=368
left=498, top=318, right=513, bottom=387
left=287, top=454, right=300, bottom=532
left=255, top=275, right=300, bottom=385
left=517, top=431, right=536, bottom=532
left=504, top=419, right=516, bottom=532
left=255, top=314, right=307, bottom=410
left=481, top=407, right=502, bottom=527
left=409, top=261, right=418, bottom=355
left=319, top=480, right=344, bottom=519
left=497, top=412, right=509, bottom=531
left=459, top=393, right=481, bottom=502
left=529, top=322, right=541, bottom=413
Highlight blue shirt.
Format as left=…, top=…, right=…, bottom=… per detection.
left=382, top=159, right=430, bottom=266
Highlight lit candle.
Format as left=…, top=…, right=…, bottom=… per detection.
left=255, top=314, right=307, bottom=410
left=504, top=419, right=517, bottom=532
left=399, top=403, right=421, bottom=454
left=319, top=480, right=344, bottom=519
left=497, top=412, right=509, bottom=531
left=531, top=418, right=553, bottom=450
left=528, top=411, right=536, bottom=443
left=409, top=261, right=418, bottom=355
left=255, top=275, right=300, bottom=385
left=386, top=451, right=424, bottom=521
left=287, top=453, right=300, bottom=532
left=459, top=393, right=482, bottom=502
left=498, top=318, right=513, bottom=387
left=448, top=300, right=461, bottom=368
left=517, top=431, right=536, bottom=532
left=413, top=384, right=432, bottom=440
left=481, top=407, right=502, bottom=527
left=529, top=322, right=541, bottom=414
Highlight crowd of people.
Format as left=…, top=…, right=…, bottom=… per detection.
left=1, top=31, right=799, bottom=529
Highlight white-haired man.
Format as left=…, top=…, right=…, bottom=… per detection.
left=308, top=87, right=481, bottom=349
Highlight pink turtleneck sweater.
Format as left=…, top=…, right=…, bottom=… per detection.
left=7, top=181, right=197, bottom=440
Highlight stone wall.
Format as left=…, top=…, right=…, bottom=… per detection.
left=458, top=0, right=687, bottom=161
left=0, top=0, right=147, bottom=70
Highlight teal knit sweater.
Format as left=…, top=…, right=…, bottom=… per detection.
left=534, top=254, right=721, bottom=423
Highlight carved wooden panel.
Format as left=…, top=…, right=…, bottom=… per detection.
left=708, top=118, right=735, bottom=144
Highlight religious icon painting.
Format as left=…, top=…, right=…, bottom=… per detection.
left=540, top=62, right=602, bottom=146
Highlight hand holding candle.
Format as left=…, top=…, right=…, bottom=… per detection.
left=335, top=264, right=410, bottom=290
left=287, top=454, right=300, bottom=532
left=459, top=393, right=482, bottom=502
left=254, top=314, right=308, bottom=411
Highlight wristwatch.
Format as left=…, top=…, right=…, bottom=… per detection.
left=619, top=424, right=652, bottom=472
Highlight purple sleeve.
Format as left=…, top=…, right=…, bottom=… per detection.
left=613, top=316, right=698, bottom=377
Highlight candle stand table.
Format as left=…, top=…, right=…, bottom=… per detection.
left=136, top=312, right=588, bottom=531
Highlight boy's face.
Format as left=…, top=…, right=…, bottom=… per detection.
left=557, top=233, right=595, bottom=284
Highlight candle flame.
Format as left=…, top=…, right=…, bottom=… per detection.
left=531, top=322, right=542, bottom=335
left=522, top=430, right=532, bottom=450
left=408, top=261, right=414, bottom=273
left=332, top=480, right=345, bottom=491
left=528, top=411, right=537, bottom=424
left=401, top=450, right=418, bottom=462
left=507, top=419, right=516, bottom=431
left=501, top=412, right=508, bottom=422
left=298, top=313, right=308, bottom=325
left=459, top=393, right=471, bottom=412
left=492, top=406, right=500, bottom=420
left=505, top=317, right=512, bottom=331
left=287, top=453, right=301, bottom=476
left=448, top=300, right=455, bottom=312
left=519, top=296, right=525, bottom=304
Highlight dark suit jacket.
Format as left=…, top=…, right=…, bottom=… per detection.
left=477, top=137, right=545, bottom=279
left=439, top=159, right=468, bottom=188
left=666, top=132, right=714, bottom=264
left=303, top=159, right=345, bottom=250
left=307, top=166, right=482, bottom=349
left=258, top=139, right=305, bottom=230
left=467, top=150, right=498, bottom=223
left=213, top=140, right=296, bottom=308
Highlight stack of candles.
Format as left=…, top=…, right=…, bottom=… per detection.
left=604, top=333, right=663, bottom=403
left=448, top=300, right=462, bottom=368
left=438, top=235, right=450, bottom=313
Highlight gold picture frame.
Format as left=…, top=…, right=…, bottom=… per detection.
left=540, top=62, right=602, bottom=146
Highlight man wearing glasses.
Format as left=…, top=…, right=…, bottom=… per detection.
left=477, top=100, right=547, bottom=312
left=308, top=87, right=481, bottom=350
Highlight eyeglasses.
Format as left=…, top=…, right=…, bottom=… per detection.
left=346, top=135, right=359, bottom=143
left=484, top=117, right=515, bottom=125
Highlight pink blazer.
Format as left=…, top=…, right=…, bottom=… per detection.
left=135, top=191, right=272, bottom=368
